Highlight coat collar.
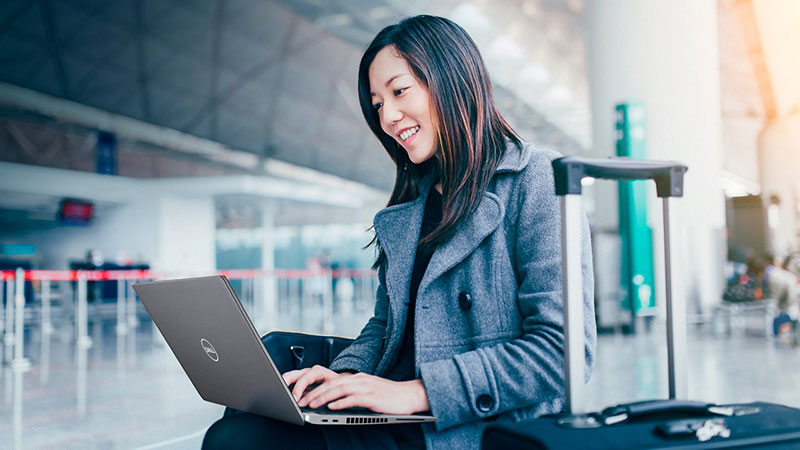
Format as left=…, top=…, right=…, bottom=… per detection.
left=495, top=140, right=531, bottom=173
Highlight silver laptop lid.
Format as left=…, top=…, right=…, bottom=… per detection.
left=133, top=276, right=304, bottom=425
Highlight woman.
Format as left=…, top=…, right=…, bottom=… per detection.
left=203, top=14, right=595, bottom=450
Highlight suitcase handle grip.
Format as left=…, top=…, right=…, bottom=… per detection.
left=552, top=156, right=688, bottom=197
left=601, top=400, right=713, bottom=425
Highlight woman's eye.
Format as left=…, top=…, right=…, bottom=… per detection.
left=393, top=87, right=408, bottom=96
left=372, top=102, right=382, bottom=110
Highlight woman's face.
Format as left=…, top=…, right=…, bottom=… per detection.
left=368, top=46, right=437, bottom=165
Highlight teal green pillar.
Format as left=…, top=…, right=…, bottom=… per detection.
left=616, top=102, right=655, bottom=315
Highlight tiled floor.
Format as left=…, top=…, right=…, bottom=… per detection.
left=1, top=299, right=799, bottom=449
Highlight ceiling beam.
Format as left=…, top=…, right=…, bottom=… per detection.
left=0, top=81, right=256, bottom=168
left=308, top=54, right=354, bottom=167
left=180, top=15, right=322, bottom=134
left=52, top=1, right=108, bottom=50
left=133, top=0, right=151, bottom=121
left=733, top=0, right=778, bottom=121
left=67, top=3, right=138, bottom=100
left=38, top=0, right=70, bottom=98
left=209, top=0, right=226, bottom=140
left=0, top=82, right=387, bottom=197
left=0, top=0, right=36, bottom=40
left=260, top=14, right=300, bottom=157
left=63, top=0, right=205, bottom=108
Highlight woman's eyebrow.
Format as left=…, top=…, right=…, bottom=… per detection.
left=383, top=73, right=404, bottom=87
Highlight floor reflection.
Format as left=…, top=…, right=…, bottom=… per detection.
left=13, top=366, right=24, bottom=449
left=0, top=293, right=374, bottom=449
left=0, top=295, right=799, bottom=449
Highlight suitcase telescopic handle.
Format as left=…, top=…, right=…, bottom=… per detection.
left=554, top=155, right=689, bottom=416
left=552, top=156, right=688, bottom=197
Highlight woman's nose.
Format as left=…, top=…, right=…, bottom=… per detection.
left=381, top=102, right=403, bottom=129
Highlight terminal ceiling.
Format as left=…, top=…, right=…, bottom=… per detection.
left=0, top=0, right=797, bottom=191
left=0, top=0, right=588, bottom=191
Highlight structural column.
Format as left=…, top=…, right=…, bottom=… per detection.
left=758, top=116, right=800, bottom=257
left=586, top=0, right=727, bottom=314
left=258, top=203, right=278, bottom=331
left=750, top=0, right=800, bottom=258
left=155, top=196, right=216, bottom=272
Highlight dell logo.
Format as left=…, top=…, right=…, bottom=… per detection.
left=200, top=338, right=219, bottom=362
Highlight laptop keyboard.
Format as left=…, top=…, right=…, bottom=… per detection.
left=300, top=405, right=380, bottom=416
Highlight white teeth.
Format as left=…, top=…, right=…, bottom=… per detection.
left=400, top=126, right=420, bottom=141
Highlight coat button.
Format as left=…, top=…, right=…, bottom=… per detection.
left=458, top=291, right=472, bottom=311
left=476, top=394, right=494, bottom=412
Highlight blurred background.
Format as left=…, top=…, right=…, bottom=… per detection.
left=0, top=0, right=799, bottom=448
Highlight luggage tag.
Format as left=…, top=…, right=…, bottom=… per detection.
left=656, top=418, right=731, bottom=442
left=289, top=345, right=305, bottom=370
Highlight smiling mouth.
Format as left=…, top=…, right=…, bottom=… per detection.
left=399, top=125, right=420, bottom=142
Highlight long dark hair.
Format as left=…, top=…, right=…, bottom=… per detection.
left=360, top=15, right=521, bottom=268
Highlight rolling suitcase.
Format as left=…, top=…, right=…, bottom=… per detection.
left=482, top=157, right=800, bottom=449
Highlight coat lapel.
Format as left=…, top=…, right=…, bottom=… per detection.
left=372, top=174, right=434, bottom=348
left=417, top=191, right=504, bottom=298
left=416, top=142, right=528, bottom=300
left=370, top=142, right=530, bottom=366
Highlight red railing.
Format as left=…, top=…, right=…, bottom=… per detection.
left=0, top=268, right=376, bottom=282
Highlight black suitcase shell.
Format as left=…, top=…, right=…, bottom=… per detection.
left=484, top=402, right=800, bottom=449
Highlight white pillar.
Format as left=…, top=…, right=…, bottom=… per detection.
left=258, top=203, right=278, bottom=331
left=12, top=268, right=30, bottom=370
left=155, top=196, right=216, bottom=272
left=758, top=116, right=800, bottom=257
left=586, top=0, right=727, bottom=314
left=3, top=278, right=14, bottom=364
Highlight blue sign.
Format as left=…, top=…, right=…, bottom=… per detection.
left=96, top=131, right=117, bottom=175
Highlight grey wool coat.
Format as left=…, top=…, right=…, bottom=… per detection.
left=329, top=142, right=596, bottom=450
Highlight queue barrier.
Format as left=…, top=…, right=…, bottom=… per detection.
left=0, top=268, right=377, bottom=281
left=0, top=267, right=378, bottom=371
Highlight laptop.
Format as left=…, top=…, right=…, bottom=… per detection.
left=133, top=275, right=436, bottom=426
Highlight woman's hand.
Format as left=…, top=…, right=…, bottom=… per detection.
left=282, top=365, right=345, bottom=403
left=283, top=366, right=429, bottom=415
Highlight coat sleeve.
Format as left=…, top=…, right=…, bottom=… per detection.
left=418, top=149, right=596, bottom=430
left=328, top=262, right=389, bottom=374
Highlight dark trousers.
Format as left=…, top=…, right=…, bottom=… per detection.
left=202, top=413, right=425, bottom=450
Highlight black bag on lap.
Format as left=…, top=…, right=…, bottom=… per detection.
left=222, top=331, right=353, bottom=418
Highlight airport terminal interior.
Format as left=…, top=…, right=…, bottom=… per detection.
left=1, top=0, right=800, bottom=449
